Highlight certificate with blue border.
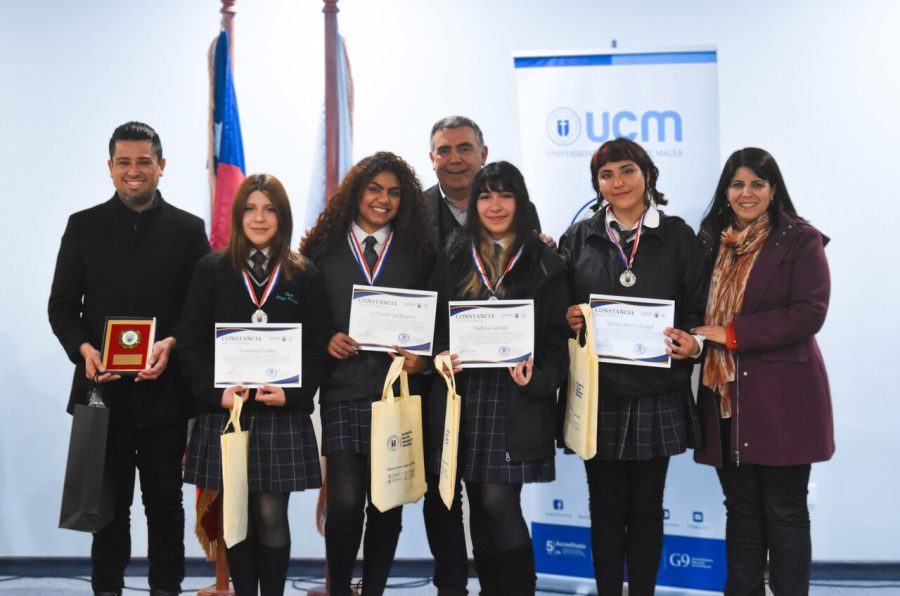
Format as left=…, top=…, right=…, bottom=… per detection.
left=589, top=294, right=674, bottom=368
left=449, top=300, right=534, bottom=368
left=348, top=285, right=438, bottom=355
left=214, top=323, right=302, bottom=388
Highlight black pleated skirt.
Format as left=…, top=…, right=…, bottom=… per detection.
left=184, top=409, right=322, bottom=493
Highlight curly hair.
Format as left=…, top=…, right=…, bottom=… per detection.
left=301, top=152, right=434, bottom=269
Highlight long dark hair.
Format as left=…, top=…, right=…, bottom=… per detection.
left=225, top=173, right=302, bottom=275
left=301, top=152, right=434, bottom=269
left=457, top=161, right=538, bottom=298
left=700, top=147, right=800, bottom=249
left=590, top=137, right=667, bottom=208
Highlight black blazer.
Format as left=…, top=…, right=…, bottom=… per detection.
left=48, top=194, right=209, bottom=425
left=177, top=252, right=330, bottom=415
left=314, top=237, right=433, bottom=403
left=430, top=232, right=570, bottom=461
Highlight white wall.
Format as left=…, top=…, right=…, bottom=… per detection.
left=1, top=0, right=897, bottom=561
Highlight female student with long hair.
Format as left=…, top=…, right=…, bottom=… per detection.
left=178, top=174, right=330, bottom=596
left=559, top=138, right=706, bottom=595
left=432, top=161, right=570, bottom=595
left=300, top=151, right=435, bottom=596
left=692, top=148, right=833, bottom=595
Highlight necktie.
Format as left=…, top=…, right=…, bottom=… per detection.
left=250, top=251, right=267, bottom=283
left=363, top=236, right=378, bottom=271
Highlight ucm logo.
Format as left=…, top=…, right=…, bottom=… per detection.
left=668, top=552, right=691, bottom=568
left=546, top=107, right=582, bottom=145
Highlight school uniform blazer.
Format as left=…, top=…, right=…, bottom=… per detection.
left=177, top=252, right=330, bottom=415
left=315, top=238, right=432, bottom=403
left=430, top=232, right=571, bottom=461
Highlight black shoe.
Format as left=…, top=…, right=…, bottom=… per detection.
left=94, top=591, right=122, bottom=596
left=150, top=591, right=180, bottom=596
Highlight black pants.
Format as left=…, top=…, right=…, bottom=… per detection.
left=584, top=457, right=670, bottom=596
left=325, top=450, right=402, bottom=596
left=423, top=471, right=468, bottom=595
left=717, top=462, right=812, bottom=596
left=91, top=420, right=186, bottom=593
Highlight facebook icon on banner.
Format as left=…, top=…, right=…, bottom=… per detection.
left=553, top=499, right=564, bottom=511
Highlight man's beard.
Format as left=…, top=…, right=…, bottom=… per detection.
left=120, top=189, right=156, bottom=210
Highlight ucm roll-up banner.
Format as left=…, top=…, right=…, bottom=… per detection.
left=515, top=48, right=727, bottom=592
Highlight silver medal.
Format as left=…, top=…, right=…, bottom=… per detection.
left=619, top=270, right=637, bottom=287
left=251, top=309, right=268, bottom=324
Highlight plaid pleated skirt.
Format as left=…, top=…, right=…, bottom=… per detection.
left=433, top=368, right=554, bottom=484
left=594, top=389, right=701, bottom=461
left=184, top=409, right=322, bottom=493
left=320, top=397, right=373, bottom=456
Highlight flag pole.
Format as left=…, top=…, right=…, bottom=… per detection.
left=323, top=0, right=339, bottom=200
left=199, top=0, right=238, bottom=586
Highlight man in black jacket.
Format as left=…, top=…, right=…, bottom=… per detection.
left=48, top=122, right=210, bottom=596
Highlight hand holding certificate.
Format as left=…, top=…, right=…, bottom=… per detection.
left=448, top=300, right=534, bottom=368
left=214, top=323, right=303, bottom=388
left=589, top=294, right=674, bottom=368
left=348, top=285, right=438, bottom=356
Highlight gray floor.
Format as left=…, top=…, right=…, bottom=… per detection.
left=2, top=576, right=900, bottom=595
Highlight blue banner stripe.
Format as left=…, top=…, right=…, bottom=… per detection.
left=514, top=51, right=717, bottom=69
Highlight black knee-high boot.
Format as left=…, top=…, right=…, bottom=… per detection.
left=255, top=543, right=290, bottom=596
left=473, top=550, right=499, bottom=596
left=495, top=542, right=535, bottom=596
left=226, top=539, right=258, bottom=596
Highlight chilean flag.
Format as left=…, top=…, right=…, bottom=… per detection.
left=209, top=29, right=245, bottom=250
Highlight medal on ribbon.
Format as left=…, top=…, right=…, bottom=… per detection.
left=471, top=242, right=524, bottom=299
left=242, top=263, right=282, bottom=323
left=348, top=229, right=393, bottom=285
left=604, top=208, right=646, bottom=288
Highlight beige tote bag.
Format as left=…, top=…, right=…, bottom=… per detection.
left=564, top=303, right=599, bottom=460
left=435, top=354, right=461, bottom=510
left=220, top=395, right=249, bottom=547
left=370, top=356, right=426, bottom=512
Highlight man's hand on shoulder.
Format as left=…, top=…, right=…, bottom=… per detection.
left=136, top=336, right=176, bottom=382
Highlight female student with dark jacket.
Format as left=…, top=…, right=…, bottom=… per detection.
left=432, top=161, right=570, bottom=595
left=559, top=139, right=706, bottom=596
left=300, top=152, right=435, bottom=596
left=178, top=174, right=329, bottom=596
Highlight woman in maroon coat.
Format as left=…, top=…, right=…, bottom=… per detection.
left=693, top=147, right=834, bottom=596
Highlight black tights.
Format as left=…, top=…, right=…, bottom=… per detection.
left=325, top=450, right=402, bottom=596
left=466, top=481, right=529, bottom=554
left=584, top=457, right=670, bottom=596
left=466, top=481, right=536, bottom=595
left=225, top=492, right=291, bottom=596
